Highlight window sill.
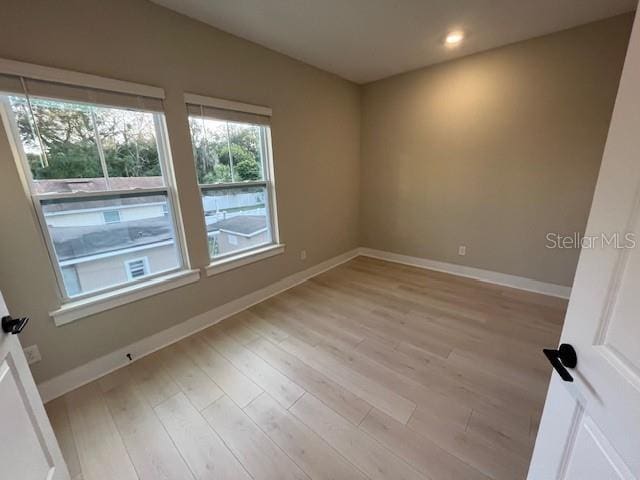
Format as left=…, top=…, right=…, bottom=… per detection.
left=50, top=269, right=201, bottom=326
left=206, top=244, right=285, bottom=277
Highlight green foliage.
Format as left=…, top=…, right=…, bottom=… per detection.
left=202, top=164, right=232, bottom=184
left=235, top=159, right=261, bottom=180
left=12, top=97, right=266, bottom=185
left=12, top=97, right=161, bottom=181
left=104, top=143, right=161, bottom=178
left=190, top=118, right=263, bottom=184
left=213, top=144, right=249, bottom=167
left=227, top=124, right=260, bottom=158
left=28, top=146, right=102, bottom=179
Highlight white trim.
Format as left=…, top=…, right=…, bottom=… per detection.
left=206, top=243, right=285, bottom=276
left=184, top=92, right=271, bottom=116
left=0, top=57, right=165, bottom=99
left=263, top=127, right=280, bottom=246
left=37, top=248, right=358, bottom=402
left=50, top=269, right=200, bottom=326
left=35, top=187, right=168, bottom=201
left=200, top=180, right=267, bottom=190
left=358, top=247, right=572, bottom=299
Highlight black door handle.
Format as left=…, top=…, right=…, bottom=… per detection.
left=1, top=315, right=29, bottom=335
left=543, top=343, right=577, bottom=382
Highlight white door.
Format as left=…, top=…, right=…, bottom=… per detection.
left=528, top=9, right=640, bottom=480
left=0, top=291, right=69, bottom=480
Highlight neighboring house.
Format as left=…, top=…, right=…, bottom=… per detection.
left=38, top=177, right=268, bottom=296
left=206, top=215, right=269, bottom=256
left=48, top=201, right=178, bottom=296
left=32, top=176, right=165, bottom=195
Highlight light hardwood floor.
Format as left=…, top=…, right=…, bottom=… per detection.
left=46, top=257, right=566, bottom=480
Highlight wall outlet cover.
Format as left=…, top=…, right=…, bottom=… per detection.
left=23, top=345, right=42, bottom=365
left=458, top=245, right=467, bottom=256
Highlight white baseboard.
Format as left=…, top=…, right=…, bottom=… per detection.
left=37, top=248, right=360, bottom=403
left=358, top=247, right=572, bottom=299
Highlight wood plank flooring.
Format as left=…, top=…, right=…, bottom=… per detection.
left=45, top=257, right=565, bottom=480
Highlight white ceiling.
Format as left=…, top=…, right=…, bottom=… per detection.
left=152, top=0, right=637, bottom=83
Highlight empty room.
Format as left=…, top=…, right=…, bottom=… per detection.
left=1, top=1, right=639, bottom=479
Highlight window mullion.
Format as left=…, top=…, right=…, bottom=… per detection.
left=34, top=186, right=169, bottom=201
left=199, top=180, right=267, bottom=191
left=152, top=113, right=189, bottom=271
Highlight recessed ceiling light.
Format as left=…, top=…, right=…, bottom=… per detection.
left=445, top=31, right=464, bottom=46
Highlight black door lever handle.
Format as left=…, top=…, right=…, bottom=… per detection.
left=543, top=343, right=577, bottom=382
left=2, top=315, right=29, bottom=335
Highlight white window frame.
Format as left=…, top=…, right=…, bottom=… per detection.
left=0, top=63, right=194, bottom=310
left=125, top=257, right=150, bottom=280
left=185, top=93, right=283, bottom=275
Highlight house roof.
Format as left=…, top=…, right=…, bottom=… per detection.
left=33, top=177, right=163, bottom=194
left=51, top=214, right=266, bottom=262
left=207, top=215, right=267, bottom=236
left=36, top=177, right=166, bottom=213
left=40, top=175, right=268, bottom=261
left=51, top=216, right=173, bottom=261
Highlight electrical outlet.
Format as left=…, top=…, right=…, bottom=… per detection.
left=23, top=345, right=42, bottom=365
left=458, top=245, right=467, bottom=256
left=300, top=249, right=307, bottom=261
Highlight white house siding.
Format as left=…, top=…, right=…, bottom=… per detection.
left=119, top=204, right=166, bottom=222
left=45, top=203, right=166, bottom=227
left=216, top=230, right=269, bottom=256
left=47, top=210, right=106, bottom=227
left=72, top=243, right=178, bottom=294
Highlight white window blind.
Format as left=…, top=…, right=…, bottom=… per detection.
left=185, top=103, right=270, bottom=126
left=0, top=73, right=163, bottom=112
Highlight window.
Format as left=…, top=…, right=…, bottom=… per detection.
left=186, top=95, right=279, bottom=261
left=125, top=257, right=150, bottom=280
left=0, top=74, right=186, bottom=301
left=102, top=210, right=121, bottom=224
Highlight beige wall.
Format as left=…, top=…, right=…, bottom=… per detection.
left=360, top=14, right=632, bottom=287
left=0, top=0, right=361, bottom=382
